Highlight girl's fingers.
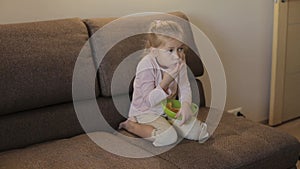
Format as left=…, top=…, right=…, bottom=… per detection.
left=176, top=109, right=184, bottom=126
left=179, top=115, right=186, bottom=126
left=173, top=62, right=182, bottom=75
left=165, top=61, right=184, bottom=79
left=175, top=109, right=181, bottom=118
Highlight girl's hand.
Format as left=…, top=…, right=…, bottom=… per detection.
left=176, top=102, right=193, bottom=126
left=165, top=60, right=184, bottom=79
left=160, top=61, right=184, bottom=91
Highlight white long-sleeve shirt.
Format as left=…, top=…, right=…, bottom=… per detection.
left=128, top=53, right=192, bottom=117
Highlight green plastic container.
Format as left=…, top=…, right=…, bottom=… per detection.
left=161, top=99, right=199, bottom=119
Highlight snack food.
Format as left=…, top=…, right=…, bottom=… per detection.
left=166, top=102, right=180, bottom=113
left=162, top=99, right=198, bottom=119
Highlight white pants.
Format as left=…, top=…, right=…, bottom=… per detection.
left=134, top=113, right=209, bottom=147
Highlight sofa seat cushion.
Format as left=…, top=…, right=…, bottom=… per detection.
left=115, top=108, right=300, bottom=169
left=0, top=132, right=177, bottom=169
left=155, top=108, right=300, bottom=169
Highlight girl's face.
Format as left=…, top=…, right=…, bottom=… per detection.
left=155, top=38, right=185, bottom=69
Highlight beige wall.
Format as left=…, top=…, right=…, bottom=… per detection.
left=0, top=0, right=274, bottom=122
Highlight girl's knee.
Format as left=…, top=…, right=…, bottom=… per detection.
left=152, top=127, right=177, bottom=147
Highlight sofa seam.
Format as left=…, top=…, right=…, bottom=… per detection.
left=82, top=20, right=103, bottom=97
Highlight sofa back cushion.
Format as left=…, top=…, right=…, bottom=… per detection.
left=0, top=18, right=99, bottom=116
left=84, top=12, right=204, bottom=98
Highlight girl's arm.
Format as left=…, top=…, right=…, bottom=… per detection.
left=160, top=62, right=183, bottom=92
left=178, top=63, right=192, bottom=105
left=131, top=67, right=169, bottom=110
left=176, top=63, right=193, bottom=125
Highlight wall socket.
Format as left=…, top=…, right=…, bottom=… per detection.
left=227, top=107, right=243, bottom=116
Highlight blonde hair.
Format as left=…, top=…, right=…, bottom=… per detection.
left=145, top=20, right=184, bottom=49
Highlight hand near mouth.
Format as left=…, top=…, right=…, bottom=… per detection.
left=165, top=60, right=184, bottom=79
left=159, top=60, right=184, bottom=92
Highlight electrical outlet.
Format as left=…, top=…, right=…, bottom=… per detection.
left=227, top=107, right=243, bottom=116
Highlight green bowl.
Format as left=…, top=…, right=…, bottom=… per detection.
left=161, top=99, right=199, bottom=119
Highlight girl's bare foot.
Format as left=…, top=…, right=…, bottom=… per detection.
left=118, top=117, right=155, bottom=139
left=118, top=120, right=129, bottom=130
left=119, top=119, right=137, bottom=130
left=118, top=118, right=136, bottom=130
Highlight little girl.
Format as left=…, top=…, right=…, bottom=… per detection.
left=119, top=20, right=209, bottom=147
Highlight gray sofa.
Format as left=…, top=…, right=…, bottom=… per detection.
left=0, top=12, right=299, bottom=169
